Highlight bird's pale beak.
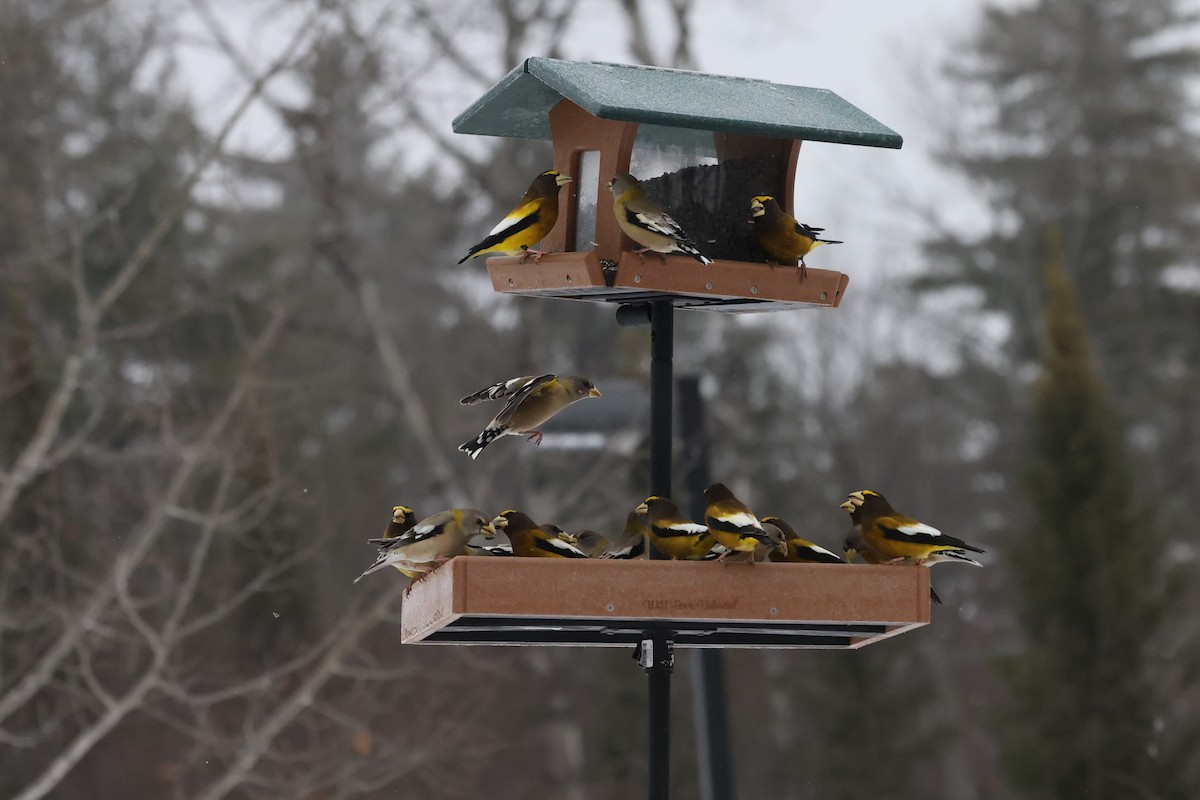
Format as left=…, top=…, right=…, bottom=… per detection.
left=587, top=387, right=602, bottom=398
left=490, top=516, right=508, bottom=531
left=555, top=174, right=573, bottom=187
left=844, top=547, right=858, bottom=563
left=838, top=500, right=855, bottom=512
left=481, top=523, right=498, bottom=538
left=849, top=491, right=865, bottom=502
left=558, top=532, right=579, bottom=544
left=635, top=502, right=649, bottom=515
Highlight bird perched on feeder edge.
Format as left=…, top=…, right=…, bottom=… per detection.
left=636, top=497, right=727, bottom=560
left=570, top=530, right=611, bottom=557
left=458, top=374, right=601, bottom=459
left=600, top=511, right=649, bottom=559
left=381, top=505, right=417, bottom=539
left=760, top=516, right=844, bottom=564
left=457, top=169, right=572, bottom=264
left=748, top=195, right=842, bottom=281
left=354, top=508, right=496, bottom=587
left=607, top=173, right=712, bottom=265
left=703, top=482, right=776, bottom=561
left=491, top=510, right=589, bottom=558
left=842, top=490, right=984, bottom=566
left=840, top=500, right=947, bottom=606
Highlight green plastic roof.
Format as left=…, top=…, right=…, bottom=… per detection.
left=453, top=58, right=902, bottom=149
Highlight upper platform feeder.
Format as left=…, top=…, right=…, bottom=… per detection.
left=454, top=58, right=902, bottom=313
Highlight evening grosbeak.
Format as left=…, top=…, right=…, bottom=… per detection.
left=703, top=482, right=776, bottom=560
left=571, top=530, right=611, bottom=558
left=607, top=173, right=712, bottom=264
left=843, top=490, right=984, bottom=566
left=458, top=170, right=572, bottom=264
left=635, top=497, right=727, bottom=560
left=381, top=505, right=417, bottom=539
left=749, top=195, right=842, bottom=280
left=459, top=374, right=601, bottom=459
left=840, top=501, right=947, bottom=606
left=760, top=516, right=845, bottom=564
left=490, top=510, right=589, bottom=558
left=354, top=508, right=496, bottom=584
left=599, top=511, right=649, bottom=559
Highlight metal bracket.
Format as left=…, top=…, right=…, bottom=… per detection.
left=635, top=636, right=675, bottom=673
left=616, top=302, right=652, bottom=327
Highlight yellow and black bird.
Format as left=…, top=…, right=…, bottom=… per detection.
left=381, top=505, right=417, bottom=539
left=607, top=173, right=712, bottom=264
left=703, top=482, right=775, bottom=560
left=490, top=510, right=589, bottom=558
left=458, top=170, right=572, bottom=264
left=760, top=516, right=845, bottom=564
left=843, top=490, right=984, bottom=566
left=459, top=374, right=601, bottom=459
left=749, top=195, right=842, bottom=280
left=355, top=508, right=496, bottom=584
left=600, top=511, right=649, bottom=559
left=839, top=500, right=947, bottom=606
left=636, top=497, right=726, bottom=560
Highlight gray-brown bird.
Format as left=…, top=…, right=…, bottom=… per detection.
left=600, top=511, right=649, bottom=559
left=571, top=530, right=611, bottom=558
left=355, top=508, right=496, bottom=584
left=607, top=173, right=712, bottom=264
left=459, top=374, right=601, bottom=459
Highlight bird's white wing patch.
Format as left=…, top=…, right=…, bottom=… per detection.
left=898, top=521, right=942, bottom=538
left=717, top=511, right=762, bottom=530
left=808, top=544, right=841, bottom=559
left=544, top=536, right=586, bottom=556
left=634, top=210, right=684, bottom=237
left=488, top=206, right=532, bottom=236
left=666, top=522, right=709, bottom=536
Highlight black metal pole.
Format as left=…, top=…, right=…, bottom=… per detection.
left=649, top=300, right=673, bottom=501
left=678, top=377, right=736, bottom=800
left=647, top=299, right=673, bottom=800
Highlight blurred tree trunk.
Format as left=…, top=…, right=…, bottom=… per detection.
left=999, top=238, right=1182, bottom=798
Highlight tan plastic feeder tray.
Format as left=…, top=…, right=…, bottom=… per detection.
left=487, top=252, right=850, bottom=312
left=401, top=558, right=929, bottom=649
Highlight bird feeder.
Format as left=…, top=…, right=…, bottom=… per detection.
left=454, top=58, right=902, bottom=312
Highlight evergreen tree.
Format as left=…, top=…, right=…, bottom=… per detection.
left=1000, top=241, right=1176, bottom=799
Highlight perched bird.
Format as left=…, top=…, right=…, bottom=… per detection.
left=607, top=173, right=712, bottom=264
left=572, top=530, right=611, bottom=558
left=457, top=170, right=573, bottom=264
left=354, top=509, right=496, bottom=585
left=760, top=516, right=845, bottom=564
left=491, top=510, right=589, bottom=558
left=381, top=505, right=417, bottom=539
left=459, top=374, right=601, bottom=459
left=749, top=195, right=842, bottom=280
left=840, top=501, right=945, bottom=606
left=637, top=496, right=727, bottom=560
left=600, top=511, right=649, bottom=559
left=843, top=490, right=984, bottom=566
left=703, top=483, right=775, bottom=560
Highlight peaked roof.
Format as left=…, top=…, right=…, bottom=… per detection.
left=453, top=57, right=902, bottom=149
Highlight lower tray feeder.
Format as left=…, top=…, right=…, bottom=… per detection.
left=401, top=557, right=929, bottom=649
left=486, top=251, right=849, bottom=313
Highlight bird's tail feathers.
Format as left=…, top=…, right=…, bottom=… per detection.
left=353, top=557, right=391, bottom=584
left=458, top=426, right=506, bottom=460
left=940, top=550, right=984, bottom=567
